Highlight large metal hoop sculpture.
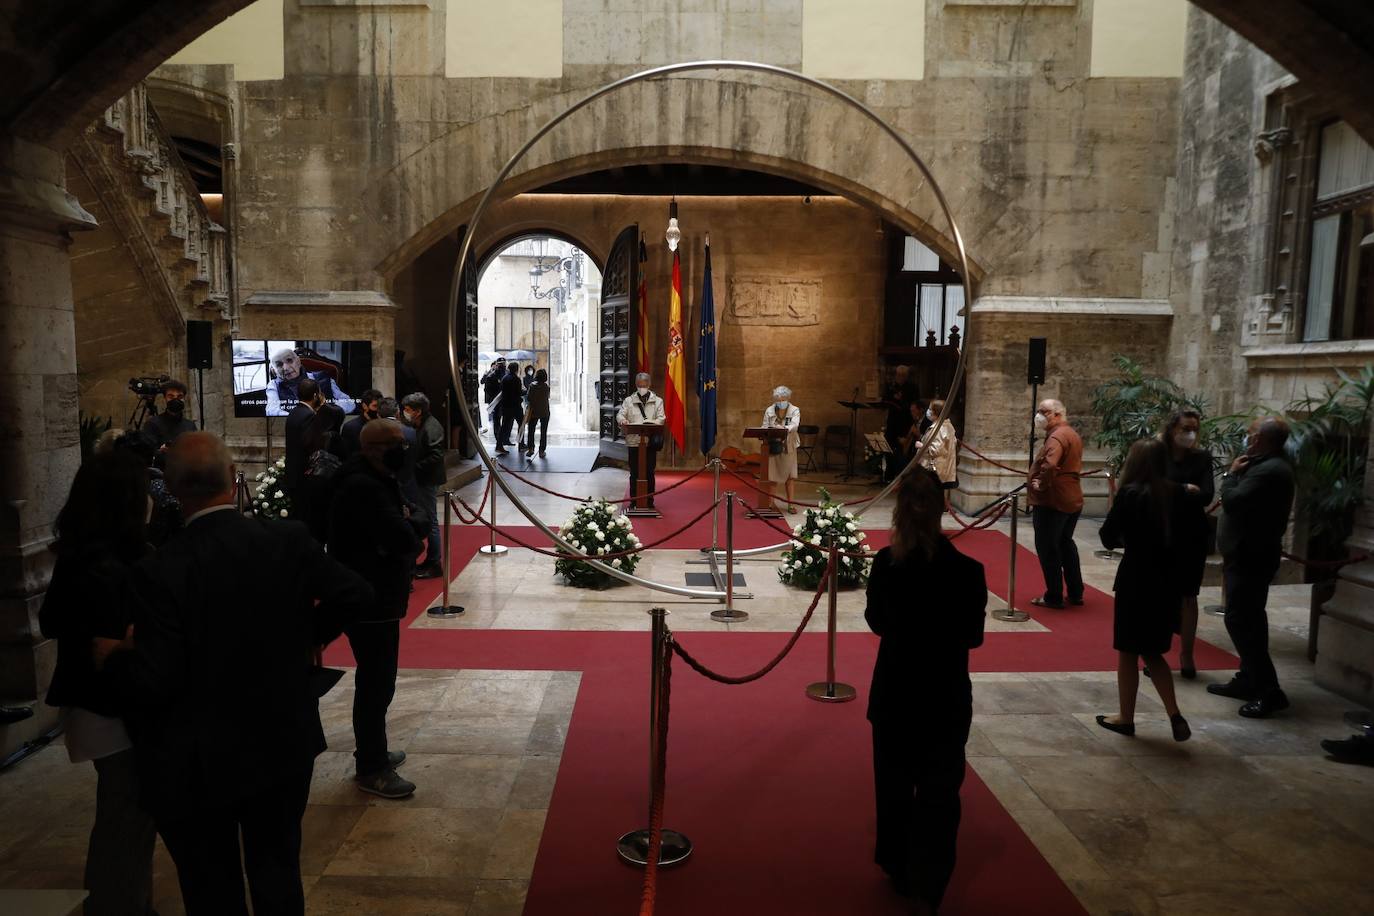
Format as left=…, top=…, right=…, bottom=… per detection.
left=447, top=60, right=975, bottom=596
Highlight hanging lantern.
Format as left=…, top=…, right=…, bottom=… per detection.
left=665, top=198, right=681, bottom=252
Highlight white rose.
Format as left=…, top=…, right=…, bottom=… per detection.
left=817, top=518, right=829, bottom=528
left=595, top=531, right=605, bottom=541
left=279, top=509, right=288, bottom=518
left=804, top=555, right=814, bottom=564
left=810, top=536, right=821, bottom=546
left=825, top=507, right=836, bottom=517
left=843, top=556, right=853, bottom=565
left=256, top=472, right=265, bottom=481
left=846, top=522, right=856, bottom=531
left=792, top=525, right=803, bottom=535
left=857, top=532, right=867, bottom=541
left=588, top=522, right=599, bottom=532
left=274, top=490, right=284, bottom=498
left=790, top=539, right=803, bottom=548
left=630, top=535, right=640, bottom=545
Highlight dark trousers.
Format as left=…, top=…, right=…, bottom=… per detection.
left=629, top=444, right=657, bottom=504
left=158, top=762, right=314, bottom=916
left=85, top=749, right=156, bottom=916
left=1032, top=506, right=1083, bottom=602
left=416, top=481, right=441, bottom=567
left=1223, top=560, right=1281, bottom=696
left=345, top=619, right=401, bottom=776
left=525, top=413, right=549, bottom=453
left=871, top=721, right=969, bottom=909
left=497, top=406, right=520, bottom=447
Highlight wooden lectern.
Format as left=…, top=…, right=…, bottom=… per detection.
left=742, top=426, right=788, bottom=518
left=621, top=422, right=664, bottom=518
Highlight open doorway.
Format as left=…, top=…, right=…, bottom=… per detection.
left=476, top=235, right=604, bottom=458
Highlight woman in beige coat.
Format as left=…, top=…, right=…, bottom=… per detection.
left=918, top=399, right=958, bottom=496
left=762, top=385, right=802, bottom=514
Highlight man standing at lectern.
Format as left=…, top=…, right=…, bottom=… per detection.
left=618, top=372, right=664, bottom=506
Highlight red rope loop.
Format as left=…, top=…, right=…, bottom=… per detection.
left=449, top=493, right=722, bottom=560
left=638, top=637, right=672, bottom=916
left=945, top=501, right=1010, bottom=540
left=451, top=474, right=493, bottom=525
left=493, top=460, right=711, bottom=504
left=670, top=564, right=831, bottom=684
left=719, top=465, right=878, bottom=508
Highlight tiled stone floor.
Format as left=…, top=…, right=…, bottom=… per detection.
left=3, top=466, right=1373, bottom=915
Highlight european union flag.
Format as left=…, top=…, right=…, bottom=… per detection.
left=696, top=241, right=718, bottom=455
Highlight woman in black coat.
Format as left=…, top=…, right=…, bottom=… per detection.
left=1162, top=408, right=1214, bottom=678
left=38, top=451, right=158, bottom=914
left=524, top=368, right=552, bottom=458
left=1096, top=438, right=1191, bottom=742
left=865, top=469, right=987, bottom=914
left=300, top=401, right=346, bottom=543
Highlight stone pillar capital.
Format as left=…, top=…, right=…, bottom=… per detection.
left=0, top=138, right=98, bottom=242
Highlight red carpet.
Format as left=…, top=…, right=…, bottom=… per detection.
left=320, top=471, right=1236, bottom=915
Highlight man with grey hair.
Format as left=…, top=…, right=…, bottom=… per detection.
left=1027, top=398, right=1084, bottom=609
left=103, top=432, right=373, bottom=913
left=400, top=392, right=446, bottom=578
left=617, top=371, right=665, bottom=506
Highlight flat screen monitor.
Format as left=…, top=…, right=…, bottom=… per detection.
left=231, top=339, right=373, bottom=418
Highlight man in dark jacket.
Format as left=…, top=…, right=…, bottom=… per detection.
left=401, top=391, right=446, bottom=578
left=328, top=420, right=426, bottom=798
left=102, top=432, right=373, bottom=914
left=283, top=377, right=320, bottom=509
left=377, top=396, right=426, bottom=515
left=481, top=357, right=506, bottom=434
left=338, top=388, right=383, bottom=461
left=496, top=362, right=524, bottom=455
left=1209, top=416, right=1295, bottom=718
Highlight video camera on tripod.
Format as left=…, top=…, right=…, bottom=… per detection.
left=127, top=374, right=171, bottom=429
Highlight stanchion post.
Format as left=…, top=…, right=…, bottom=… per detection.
left=993, top=494, right=1030, bottom=622
left=428, top=490, right=465, bottom=618
left=234, top=470, right=247, bottom=513
left=618, top=607, right=693, bottom=867
left=710, top=491, right=749, bottom=623
left=710, top=458, right=721, bottom=553
left=807, top=546, right=856, bottom=702
left=478, top=474, right=508, bottom=556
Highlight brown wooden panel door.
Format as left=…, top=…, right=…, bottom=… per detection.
left=597, top=224, right=638, bottom=465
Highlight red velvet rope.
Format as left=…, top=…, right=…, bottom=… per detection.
left=670, top=562, right=831, bottom=684
left=638, top=638, right=672, bottom=916
left=718, top=465, right=879, bottom=508
left=957, top=441, right=1109, bottom=478
left=450, top=474, right=493, bottom=525
left=450, top=493, right=722, bottom=560
left=494, top=460, right=711, bottom=504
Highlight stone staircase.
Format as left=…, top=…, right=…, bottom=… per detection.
left=1, top=84, right=231, bottom=769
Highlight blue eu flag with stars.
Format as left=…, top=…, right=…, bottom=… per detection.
left=697, top=241, right=718, bottom=456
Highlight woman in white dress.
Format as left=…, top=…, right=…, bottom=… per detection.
left=763, top=385, right=802, bottom=514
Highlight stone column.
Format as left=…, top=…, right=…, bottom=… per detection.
left=0, top=136, right=97, bottom=755
left=1316, top=420, right=1374, bottom=709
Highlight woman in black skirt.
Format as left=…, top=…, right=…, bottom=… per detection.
left=1096, top=439, right=1191, bottom=742
left=1162, top=408, right=1213, bottom=678
left=865, top=469, right=987, bottom=914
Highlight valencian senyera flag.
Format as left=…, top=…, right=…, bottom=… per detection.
left=636, top=236, right=649, bottom=374
left=662, top=247, right=687, bottom=451
left=696, top=241, right=717, bottom=455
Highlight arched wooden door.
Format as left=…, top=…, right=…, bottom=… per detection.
left=594, top=224, right=639, bottom=466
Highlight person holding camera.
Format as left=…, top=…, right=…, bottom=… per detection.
left=143, top=379, right=196, bottom=448
left=762, top=385, right=801, bottom=513
left=617, top=372, right=664, bottom=506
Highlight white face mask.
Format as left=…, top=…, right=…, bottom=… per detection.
left=926, top=408, right=934, bottom=421
left=1176, top=430, right=1198, bottom=448
left=1033, top=412, right=1048, bottom=430
left=637, top=386, right=649, bottom=396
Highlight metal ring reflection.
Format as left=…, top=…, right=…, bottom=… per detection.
left=446, top=60, right=975, bottom=593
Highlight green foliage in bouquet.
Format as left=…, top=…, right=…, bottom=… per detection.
left=253, top=457, right=292, bottom=519
left=554, top=499, right=642, bottom=588
left=778, top=487, right=870, bottom=589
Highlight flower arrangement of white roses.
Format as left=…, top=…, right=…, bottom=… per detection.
left=252, top=457, right=292, bottom=520
left=778, top=487, right=870, bottom=589
left=554, top=499, right=642, bottom=588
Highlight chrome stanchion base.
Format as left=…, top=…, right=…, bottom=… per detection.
left=709, top=607, right=749, bottom=623
left=1203, top=604, right=1225, bottom=616
left=427, top=605, right=465, bottom=618
left=478, top=544, right=509, bottom=556
left=743, top=505, right=784, bottom=519
left=805, top=681, right=857, bottom=703
left=992, top=608, right=1031, bottom=622
left=616, top=828, right=693, bottom=867
left=1092, top=549, right=1121, bottom=560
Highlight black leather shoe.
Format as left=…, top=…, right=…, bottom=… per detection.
left=1170, top=713, right=1192, bottom=742
left=413, top=564, right=443, bottom=580
left=1180, top=666, right=1197, bottom=680
left=1067, top=596, right=1085, bottom=606
left=1321, top=735, right=1374, bottom=766
left=1095, top=714, right=1135, bottom=736
left=1239, top=691, right=1290, bottom=719
left=1031, top=596, right=1066, bottom=610
left=1207, top=678, right=1256, bottom=700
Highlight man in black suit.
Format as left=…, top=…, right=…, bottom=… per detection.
left=284, top=377, right=321, bottom=510
left=496, top=362, right=524, bottom=455
left=329, top=420, right=427, bottom=798
left=1209, top=416, right=1296, bottom=718
left=101, top=432, right=373, bottom=915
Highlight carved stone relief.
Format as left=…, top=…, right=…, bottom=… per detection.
left=728, top=276, right=822, bottom=326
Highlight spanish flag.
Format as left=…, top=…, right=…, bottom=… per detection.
left=662, top=248, right=687, bottom=451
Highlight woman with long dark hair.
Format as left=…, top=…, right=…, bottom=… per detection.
left=1096, top=438, right=1192, bottom=741
left=301, top=401, right=346, bottom=542
left=865, top=469, right=987, bottom=915
left=38, top=451, right=158, bottom=914
left=1161, top=408, right=1213, bottom=678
